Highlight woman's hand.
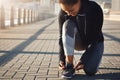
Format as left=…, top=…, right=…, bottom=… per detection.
left=74, top=61, right=84, bottom=70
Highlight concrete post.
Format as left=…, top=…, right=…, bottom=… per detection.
left=31, top=10, right=33, bottom=22
left=27, top=9, right=30, bottom=24
left=18, top=8, right=21, bottom=25
left=36, top=11, right=38, bottom=21
left=50, top=0, right=55, bottom=13
left=34, top=10, right=36, bottom=22
left=32, top=10, right=34, bottom=22
left=0, top=6, right=2, bottom=29
left=0, top=6, right=5, bottom=29
left=10, top=6, right=14, bottom=27
left=23, top=9, right=26, bottom=24
left=36, top=10, right=38, bottom=21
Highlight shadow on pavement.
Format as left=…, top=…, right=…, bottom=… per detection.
left=0, top=51, right=120, bottom=56
left=73, top=73, right=120, bottom=80
left=104, top=33, right=120, bottom=43
left=0, top=19, right=55, bottom=66
left=60, top=73, right=120, bottom=80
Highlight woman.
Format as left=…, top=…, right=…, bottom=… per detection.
left=58, top=0, right=104, bottom=78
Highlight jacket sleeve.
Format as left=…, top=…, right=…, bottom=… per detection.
left=86, top=2, right=103, bottom=44
left=58, top=9, right=66, bottom=61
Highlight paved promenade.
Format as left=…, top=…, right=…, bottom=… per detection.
left=0, top=17, right=120, bottom=80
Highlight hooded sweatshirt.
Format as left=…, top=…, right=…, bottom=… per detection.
left=58, top=0, right=104, bottom=59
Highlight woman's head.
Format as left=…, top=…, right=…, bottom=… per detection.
left=59, top=0, right=79, bottom=5
left=59, top=0, right=81, bottom=16
left=59, top=0, right=89, bottom=16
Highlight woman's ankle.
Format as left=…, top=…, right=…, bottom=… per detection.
left=66, top=55, right=74, bottom=64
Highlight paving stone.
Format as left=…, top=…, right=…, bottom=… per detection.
left=19, top=66, right=30, bottom=71
left=99, top=69, right=111, bottom=74
left=3, top=71, right=16, bottom=78
left=35, top=77, right=46, bottom=80
left=38, top=69, right=48, bottom=75
left=13, top=73, right=25, bottom=79
left=47, top=74, right=58, bottom=78
left=28, top=67, right=39, bottom=73
left=47, top=78, right=61, bottom=80
left=23, top=75, right=35, bottom=80
left=0, top=70, right=7, bottom=77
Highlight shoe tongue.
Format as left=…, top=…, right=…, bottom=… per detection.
left=66, top=63, right=73, bottom=69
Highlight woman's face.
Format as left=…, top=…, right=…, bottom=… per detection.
left=60, top=0, right=81, bottom=16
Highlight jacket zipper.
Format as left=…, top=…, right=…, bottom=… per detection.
left=77, top=14, right=87, bottom=36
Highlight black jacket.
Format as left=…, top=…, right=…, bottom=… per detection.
left=58, top=0, right=104, bottom=60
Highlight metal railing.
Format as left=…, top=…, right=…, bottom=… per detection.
left=0, top=5, right=39, bottom=29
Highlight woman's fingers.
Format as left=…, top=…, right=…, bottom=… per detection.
left=75, top=64, right=84, bottom=70
left=74, top=62, right=81, bottom=69
left=59, top=63, right=65, bottom=70
left=74, top=61, right=84, bottom=70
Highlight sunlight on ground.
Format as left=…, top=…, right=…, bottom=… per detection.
left=104, top=15, right=120, bottom=21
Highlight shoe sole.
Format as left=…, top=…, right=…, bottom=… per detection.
left=61, top=74, right=75, bottom=79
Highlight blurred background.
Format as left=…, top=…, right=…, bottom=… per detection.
left=0, top=0, right=120, bottom=27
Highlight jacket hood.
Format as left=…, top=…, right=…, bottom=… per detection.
left=78, top=0, right=89, bottom=14
left=81, top=0, right=89, bottom=3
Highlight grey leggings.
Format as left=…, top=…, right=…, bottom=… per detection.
left=62, top=19, right=104, bottom=75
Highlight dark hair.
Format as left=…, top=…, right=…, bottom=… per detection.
left=59, top=0, right=89, bottom=5
left=58, top=0, right=79, bottom=5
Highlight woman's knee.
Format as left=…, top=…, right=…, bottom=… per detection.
left=84, top=66, right=98, bottom=76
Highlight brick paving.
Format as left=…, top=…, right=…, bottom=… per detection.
left=0, top=17, right=120, bottom=80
